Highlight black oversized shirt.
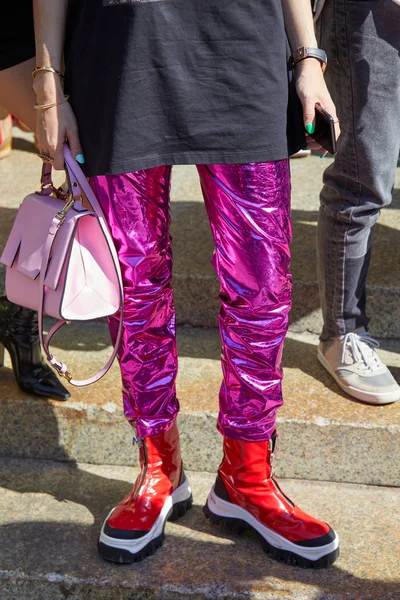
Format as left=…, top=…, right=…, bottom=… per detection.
left=65, top=0, right=305, bottom=176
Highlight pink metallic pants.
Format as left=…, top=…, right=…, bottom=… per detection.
left=91, top=161, right=292, bottom=442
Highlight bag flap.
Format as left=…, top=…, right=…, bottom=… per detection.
left=0, top=192, right=88, bottom=291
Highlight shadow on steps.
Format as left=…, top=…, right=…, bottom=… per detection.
left=0, top=463, right=399, bottom=600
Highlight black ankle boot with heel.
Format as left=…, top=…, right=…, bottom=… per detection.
left=0, top=297, right=70, bottom=400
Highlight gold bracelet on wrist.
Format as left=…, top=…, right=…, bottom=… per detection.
left=33, top=95, right=70, bottom=111
left=32, top=66, right=65, bottom=80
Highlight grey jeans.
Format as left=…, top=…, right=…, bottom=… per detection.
left=316, top=0, right=400, bottom=340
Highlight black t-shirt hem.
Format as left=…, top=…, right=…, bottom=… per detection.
left=86, top=146, right=294, bottom=177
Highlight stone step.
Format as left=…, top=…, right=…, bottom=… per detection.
left=1, top=131, right=400, bottom=336
left=1, top=324, right=399, bottom=487
left=0, top=458, right=399, bottom=600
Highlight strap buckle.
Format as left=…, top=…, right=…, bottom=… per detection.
left=55, top=197, right=75, bottom=224
left=49, top=356, right=72, bottom=382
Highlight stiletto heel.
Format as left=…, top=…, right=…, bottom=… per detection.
left=0, top=297, right=70, bottom=400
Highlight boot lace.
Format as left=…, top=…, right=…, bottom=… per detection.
left=341, top=332, right=380, bottom=372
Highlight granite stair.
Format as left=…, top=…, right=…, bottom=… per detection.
left=0, top=458, right=399, bottom=600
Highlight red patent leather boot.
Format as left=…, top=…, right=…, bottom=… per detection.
left=98, top=421, right=192, bottom=563
left=204, top=433, right=339, bottom=568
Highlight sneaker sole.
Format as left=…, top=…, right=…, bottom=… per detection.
left=98, top=477, right=193, bottom=564
left=318, top=349, right=400, bottom=405
left=204, top=486, right=339, bottom=569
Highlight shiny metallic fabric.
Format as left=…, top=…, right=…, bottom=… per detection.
left=90, top=159, right=291, bottom=441
left=90, top=167, right=178, bottom=437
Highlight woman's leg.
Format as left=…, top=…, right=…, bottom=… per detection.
left=199, top=161, right=339, bottom=568
left=92, top=167, right=192, bottom=564
left=0, top=57, right=36, bottom=130
left=90, top=167, right=180, bottom=437
left=315, top=0, right=400, bottom=405
left=197, top=160, right=292, bottom=441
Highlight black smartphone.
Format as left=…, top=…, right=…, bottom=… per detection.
left=310, top=104, right=337, bottom=156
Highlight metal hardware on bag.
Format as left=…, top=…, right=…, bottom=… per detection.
left=50, top=357, right=73, bottom=382
left=56, top=366, right=72, bottom=382
left=43, top=184, right=71, bottom=202
left=40, top=181, right=54, bottom=192
left=55, top=183, right=71, bottom=201
left=40, top=180, right=72, bottom=205
left=55, top=197, right=75, bottom=224
left=40, top=154, right=78, bottom=203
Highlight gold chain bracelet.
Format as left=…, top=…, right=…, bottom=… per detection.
left=33, top=95, right=70, bottom=111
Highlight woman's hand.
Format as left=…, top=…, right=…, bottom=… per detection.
left=294, top=58, right=340, bottom=151
left=33, top=73, right=84, bottom=170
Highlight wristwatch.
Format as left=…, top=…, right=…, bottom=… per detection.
left=292, top=47, right=328, bottom=72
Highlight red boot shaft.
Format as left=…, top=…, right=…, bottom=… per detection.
left=107, top=420, right=183, bottom=532
left=219, top=435, right=331, bottom=543
left=99, top=421, right=192, bottom=563
left=205, top=433, right=339, bottom=568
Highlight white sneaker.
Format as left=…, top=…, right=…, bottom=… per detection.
left=318, top=330, right=400, bottom=405
left=291, top=148, right=311, bottom=158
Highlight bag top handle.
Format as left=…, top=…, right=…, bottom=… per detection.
left=39, top=145, right=96, bottom=209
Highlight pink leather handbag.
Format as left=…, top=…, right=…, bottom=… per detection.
left=0, top=145, right=123, bottom=386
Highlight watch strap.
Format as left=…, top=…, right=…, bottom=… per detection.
left=293, top=47, right=327, bottom=72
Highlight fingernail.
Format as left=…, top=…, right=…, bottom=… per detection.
left=75, top=154, right=85, bottom=164
left=305, top=123, right=315, bottom=134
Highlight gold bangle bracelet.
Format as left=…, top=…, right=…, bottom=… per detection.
left=32, top=66, right=65, bottom=80
left=33, top=95, right=70, bottom=110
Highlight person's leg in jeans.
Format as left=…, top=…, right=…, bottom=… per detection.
left=316, top=0, right=400, bottom=404
left=199, top=161, right=339, bottom=568
left=91, top=167, right=192, bottom=564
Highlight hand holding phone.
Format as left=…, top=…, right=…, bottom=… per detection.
left=309, top=104, right=338, bottom=156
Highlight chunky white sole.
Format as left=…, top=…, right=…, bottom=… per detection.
left=98, top=477, right=192, bottom=563
left=318, top=349, right=400, bottom=405
left=204, top=486, right=339, bottom=569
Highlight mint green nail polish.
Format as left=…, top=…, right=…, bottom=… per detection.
left=305, top=123, right=315, bottom=134
left=76, top=154, right=85, bottom=164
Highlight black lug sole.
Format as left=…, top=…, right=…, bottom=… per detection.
left=168, top=494, right=193, bottom=522
left=98, top=535, right=164, bottom=564
left=99, top=494, right=193, bottom=564
left=203, top=503, right=339, bottom=569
